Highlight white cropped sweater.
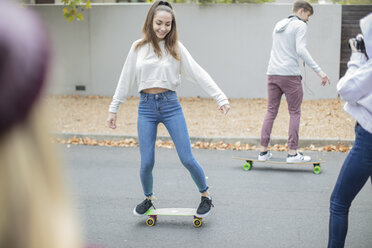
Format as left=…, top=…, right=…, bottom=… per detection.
left=109, top=39, right=229, bottom=113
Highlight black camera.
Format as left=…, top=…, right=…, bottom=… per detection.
left=348, top=33, right=366, bottom=53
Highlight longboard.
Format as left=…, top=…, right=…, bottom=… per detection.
left=232, top=156, right=325, bottom=174
left=144, top=208, right=202, bottom=227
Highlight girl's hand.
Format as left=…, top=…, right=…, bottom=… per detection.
left=219, top=104, right=230, bottom=115
left=107, top=112, right=117, bottom=129
left=317, top=70, right=331, bottom=86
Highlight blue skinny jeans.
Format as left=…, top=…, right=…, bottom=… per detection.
left=137, top=90, right=208, bottom=197
left=328, top=123, right=372, bottom=248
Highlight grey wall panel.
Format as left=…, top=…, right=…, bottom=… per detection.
left=32, top=3, right=341, bottom=99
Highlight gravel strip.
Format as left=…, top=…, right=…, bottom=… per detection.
left=46, top=95, right=355, bottom=141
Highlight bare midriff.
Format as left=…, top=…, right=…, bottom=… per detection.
left=141, top=87, right=169, bottom=94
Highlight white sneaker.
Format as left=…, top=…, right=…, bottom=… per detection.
left=286, top=152, right=311, bottom=163
left=258, top=151, right=272, bottom=161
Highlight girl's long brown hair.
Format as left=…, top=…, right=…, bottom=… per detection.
left=136, top=1, right=180, bottom=61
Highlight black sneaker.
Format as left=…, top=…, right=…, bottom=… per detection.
left=196, top=196, right=214, bottom=217
left=133, top=199, right=155, bottom=216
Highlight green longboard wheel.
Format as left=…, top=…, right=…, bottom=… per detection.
left=146, top=217, right=156, bottom=226
left=193, top=218, right=202, bottom=228
left=243, top=161, right=252, bottom=171
left=313, top=165, right=321, bottom=175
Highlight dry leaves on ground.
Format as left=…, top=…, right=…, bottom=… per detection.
left=45, top=95, right=355, bottom=140
left=55, top=137, right=351, bottom=153
left=48, top=95, right=354, bottom=152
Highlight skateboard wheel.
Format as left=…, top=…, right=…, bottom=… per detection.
left=243, top=161, right=252, bottom=171
left=193, top=218, right=202, bottom=228
left=313, top=165, right=321, bottom=175
left=146, top=217, right=156, bottom=227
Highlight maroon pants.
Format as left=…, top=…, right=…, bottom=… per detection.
left=260, top=75, right=303, bottom=150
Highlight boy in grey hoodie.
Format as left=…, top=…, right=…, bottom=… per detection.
left=328, top=12, right=372, bottom=248
left=258, top=0, right=330, bottom=163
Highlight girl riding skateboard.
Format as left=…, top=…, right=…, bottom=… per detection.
left=107, top=0, right=230, bottom=218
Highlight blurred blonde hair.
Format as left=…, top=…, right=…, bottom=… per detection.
left=0, top=103, right=82, bottom=248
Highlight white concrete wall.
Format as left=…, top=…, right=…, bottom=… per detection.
left=32, top=3, right=342, bottom=99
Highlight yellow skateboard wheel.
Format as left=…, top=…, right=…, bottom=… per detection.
left=146, top=217, right=156, bottom=226
left=193, top=218, right=202, bottom=228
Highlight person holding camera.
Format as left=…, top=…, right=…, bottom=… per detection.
left=258, top=0, right=331, bottom=162
left=107, top=1, right=230, bottom=218
left=328, top=13, right=372, bottom=248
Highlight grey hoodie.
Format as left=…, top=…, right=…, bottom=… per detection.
left=267, top=16, right=321, bottom=76
left=337, top=13, right=372, bottom=133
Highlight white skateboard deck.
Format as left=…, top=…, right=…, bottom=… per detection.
left=145, top=208, right=196, bottom=216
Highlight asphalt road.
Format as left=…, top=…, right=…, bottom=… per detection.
left=61, top=145, right=372, bottom=248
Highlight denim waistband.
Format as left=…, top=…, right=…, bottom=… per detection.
left=140, top=90, right=177, bottom=100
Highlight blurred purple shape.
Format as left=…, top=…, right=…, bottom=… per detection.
left=0, top=0, right=49, bottom=136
